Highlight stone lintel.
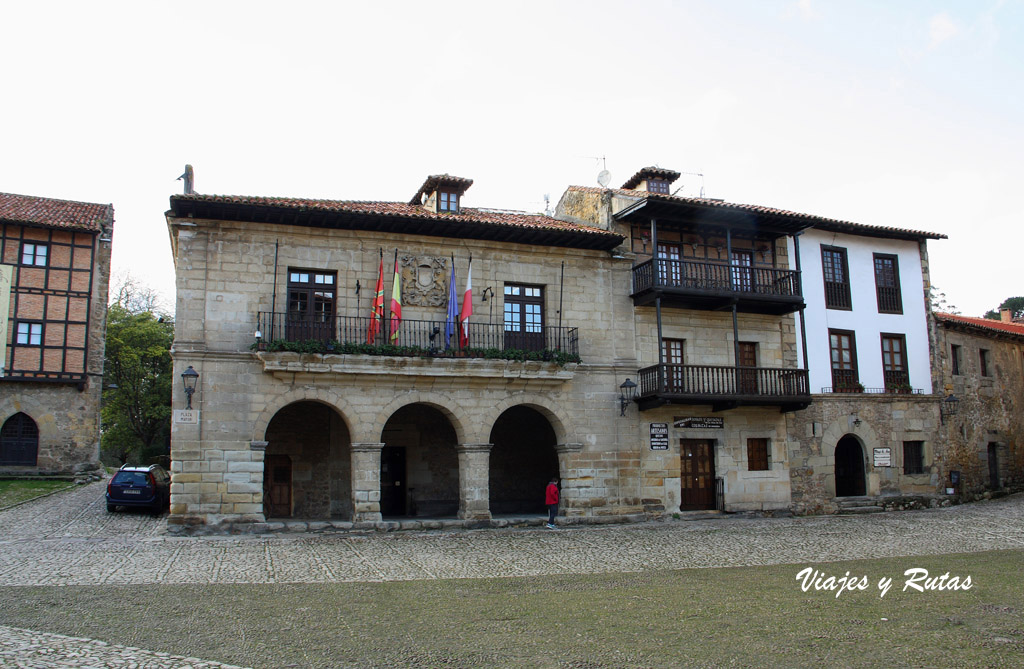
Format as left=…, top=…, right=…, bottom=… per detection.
left=249, top=440, right=268, bottom=451
left=556, top=443, right=584, bottom=454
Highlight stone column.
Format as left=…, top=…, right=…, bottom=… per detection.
left=351, top=443, right=384, bottom=522
left=457, top=443, right=493, bottom=521
left=555, top=443, right=584, bottom=517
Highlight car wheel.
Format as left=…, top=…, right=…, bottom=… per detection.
left=107, top=504, right=117, bottom=513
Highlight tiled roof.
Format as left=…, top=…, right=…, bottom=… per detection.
left=568, top=186, right=947, bottom=240
left=408, top=174, right=474, bottom=205
left=935, top=312, right=1024, bottom=338
left=0, top=192, right=113, bottom=233
left=621, top=167, right=681, bottom=190
left=169, top=193, right=625, bottom=250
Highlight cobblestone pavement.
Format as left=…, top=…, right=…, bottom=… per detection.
left=1, top=481, right=1022, bottom=666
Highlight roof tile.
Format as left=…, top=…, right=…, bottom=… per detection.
left=0, top=192, right=113, bottom=233
left=935, top=312, right=1024, bottom=338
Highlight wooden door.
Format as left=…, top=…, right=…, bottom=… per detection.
left=380, top=446, right=407, bottom=516
left=657, top=243, right=682, bottom=286
left=731, top=250, right=753, bottom=292
left=988, top=443, right=1000, bottom=489
left=737, top=342, right=758, bottom=394
left=835, top=437, right=866, bottom=497
left=263, top=455, right=292, bottom=518
left=680, top=439, right=716, bottom=510
left=503, top=284, right=545, bottom=352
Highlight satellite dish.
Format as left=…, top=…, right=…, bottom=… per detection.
left=597, top=170, right=611, bottom=187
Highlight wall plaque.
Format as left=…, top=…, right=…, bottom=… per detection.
left=674, top=417, right=724, bottom=429
left=649, top=422, right=669, bottom=450
left=174, top=410, right=199, bottom=424
left=873, top=447, right=892, bottom=468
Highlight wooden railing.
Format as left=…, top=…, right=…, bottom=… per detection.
left=637, top=364, right=810, bottom=398
left=255, top=313, right=580, bottom=358
left=632, top=259, right=801, bottom=297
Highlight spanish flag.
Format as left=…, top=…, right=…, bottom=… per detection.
left=367, top=249, right=384, bottom=344
left=389, top=250, right=402, bottom=343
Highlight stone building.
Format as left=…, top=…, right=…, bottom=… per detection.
left=933, top=311, right=1024, bottom=497
left=0, top=192, right=114, bottom=475
left=166, top=167, right=970, bottom=529
left=785, top=222, right=947, bottom=514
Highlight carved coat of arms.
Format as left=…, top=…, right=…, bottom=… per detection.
left=400, top=256, right=448, bottom=307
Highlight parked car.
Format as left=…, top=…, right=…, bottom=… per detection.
left=106, top=464, right=170, bottom=514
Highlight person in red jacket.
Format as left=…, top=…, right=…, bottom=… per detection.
left=545, top=476, right=560, bottom=528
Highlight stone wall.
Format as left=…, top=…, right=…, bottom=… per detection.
left=935, top=322, right=1024, bottom=497
left=787, top=395, right=942, bottom=515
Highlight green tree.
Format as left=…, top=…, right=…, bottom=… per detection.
left=983, top=296, right=1024, bottom=320
left=101, top=303, right=174, bottom=465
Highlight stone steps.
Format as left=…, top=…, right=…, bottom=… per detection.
left=835, top=496, right=885, bottom=514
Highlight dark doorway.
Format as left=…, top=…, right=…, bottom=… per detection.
left=263, top=454, right=292, bottom=517
left=264, top=401, right=351, bottom=519
left=988, top=443, right=1000, bottom=489
left=0, top=412, right=39, bottom=466
left=489, top=406, right=558, bottom=515
left=380, top=446, right=407, bottom=516
left=680, top=439, right=716, bottom=510
left=380, top=404, right=459, bottom=518
left=737, top=341, right=758, bottom=394
left=835, top=436, right=866, bottom=497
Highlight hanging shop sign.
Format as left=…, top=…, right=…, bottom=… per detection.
left=673, top=417, right=724, bottom=429
left=649, top=423, right=669, bottom=450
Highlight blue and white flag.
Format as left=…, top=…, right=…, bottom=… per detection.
left=444, top=256, right=458, bottom=349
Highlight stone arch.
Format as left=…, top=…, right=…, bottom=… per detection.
left=482, top=393, right=574, bottom=446
left=1, top=412, right=39, bottom=466
left=251, top=387, right=355, bottom=444
left=822, top=416, right=880, bottom=497
left=834, top=433, right=867, bottom=497
left=370, top=393, right=471, bottom=446
left=488, top=404, right=560, bottom=515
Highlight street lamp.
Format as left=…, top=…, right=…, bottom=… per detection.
left=940, top=394, right=960, bottom=424
left=181, top=365, right=199, bottom=410
left=619, top=378, right=637, bottom=416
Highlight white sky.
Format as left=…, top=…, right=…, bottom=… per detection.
left=2, top=0, right=1021, bottom=317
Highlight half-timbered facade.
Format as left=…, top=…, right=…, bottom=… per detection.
left=0, top=192, right=113, bottom=474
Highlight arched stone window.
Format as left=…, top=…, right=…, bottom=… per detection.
left=0, top=413, right=39, bottom=466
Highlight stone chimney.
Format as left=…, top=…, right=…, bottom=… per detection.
left=409, top=174, right=473, bottom=214
left=1001, top=308, right=1013, bottom=323
left=620, top=167, right=681, bottom=195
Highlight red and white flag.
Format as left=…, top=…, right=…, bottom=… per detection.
left=459, top=256, right=472, bottom=348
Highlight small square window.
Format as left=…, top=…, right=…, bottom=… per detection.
left=439, top=191, right=459, bottom=212
left=21, top=243, right=48, bottom=267
left=747, top=438, right=770, bottom=471
left=16, top=322, right=43, bottom=346
left=648, top=179, right=670, bottom=194
left=903, top=441, right=925, bottom=475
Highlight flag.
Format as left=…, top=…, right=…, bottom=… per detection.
left=444, top=255, right=457, bottom=350
left=367, top=249, right=384, bottom=344
left=388, top=250, right=402, bottom=343
left=459, top=255, right=472, bottom=348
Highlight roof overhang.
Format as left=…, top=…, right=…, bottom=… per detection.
left=168, top=197, right=625, bottom=252
left=613, top=196, right=814, bottom=238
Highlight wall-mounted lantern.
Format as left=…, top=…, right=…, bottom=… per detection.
left=181, top=365, right=199, bottom=410
left=940, top=394, right=960, bottom=424
left=619, top=378, right=637, bottom=416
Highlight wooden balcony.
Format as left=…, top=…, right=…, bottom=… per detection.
left=636, top=363, right=811, bottom=412
left=631, top=258, right=804, bottom=314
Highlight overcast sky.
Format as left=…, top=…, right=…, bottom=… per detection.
left=3, top=0, right=1021, bottom=317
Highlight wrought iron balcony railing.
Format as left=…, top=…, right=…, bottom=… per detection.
left=632, top=258, right=802, bottom=298
left=255, top=312, right=580, bottom=360
left=636, top=363, right=810, bottom=411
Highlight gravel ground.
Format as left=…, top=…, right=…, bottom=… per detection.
left=1, top=481, right=1022, bottom=666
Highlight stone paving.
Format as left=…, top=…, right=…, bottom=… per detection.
left=1, top=480, right=1023, bottom=666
